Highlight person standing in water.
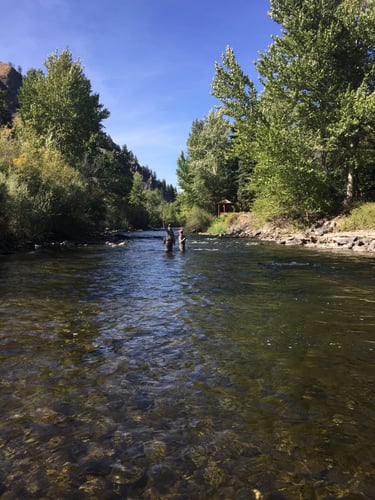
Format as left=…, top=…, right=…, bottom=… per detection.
left=178, top=228, right=187, bottom=252
left=163, top=224, right=175, bottom=252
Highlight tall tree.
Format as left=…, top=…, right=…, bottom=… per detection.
left=211, top=46, right=258, bottom=163
left=128, top=171, right=149, bottom=228
left=177, top=110, right=236, bottom=213
left=255, top=0, right=375, bottom=214
left=18, top=50, right=109, bottom=167
left=211, top=46, right=259, bottom=209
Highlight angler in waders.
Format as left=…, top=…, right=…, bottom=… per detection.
left=178, top=228, right=186, bottom=252
left=163, top=224, right=175, bottom=252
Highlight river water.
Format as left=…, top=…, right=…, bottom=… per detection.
left=0, top=231, right=374, bottom=499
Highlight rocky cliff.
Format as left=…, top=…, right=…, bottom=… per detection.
left=0, top=62, right=22, bottom=123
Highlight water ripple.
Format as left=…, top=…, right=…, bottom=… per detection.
left=0, top=234, right=374, bottom=497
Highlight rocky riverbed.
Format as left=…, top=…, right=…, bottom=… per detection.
left=225, top=213, right=375, bottom=254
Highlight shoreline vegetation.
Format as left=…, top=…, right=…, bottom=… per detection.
left=2, top=207, right=375, bottom=256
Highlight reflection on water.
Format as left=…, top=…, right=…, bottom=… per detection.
left=0, top=232, right=374, bottom=498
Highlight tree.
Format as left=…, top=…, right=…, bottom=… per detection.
left=177, top=110, right=236, bottom=213
left=211, top=46, right=260, bottom=209
left=211, top=46, right=258, bottom=163
left=127, top=171, right=149, bottom=228
left=18, top=49, right=109, bottom=167
left=144, top=189, right=164, bottom=227
left=1, top=120, right=89, bottom=240
left=255, top=0, right=375, bottom=215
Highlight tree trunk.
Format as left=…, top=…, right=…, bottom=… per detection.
left=346, top=166, right=354, bottom=203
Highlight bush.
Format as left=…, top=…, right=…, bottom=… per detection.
left=207, top=214, right=233, bottom=234
left=184, top=206, right=213, bottom=233
left=2, top=133, right=93, bottom=241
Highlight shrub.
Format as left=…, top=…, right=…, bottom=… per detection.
left=207, top=214, right=232, bottom=234
left=184, top=206, right=213, bottom=233
left=338, top=203, right=375, bottom=231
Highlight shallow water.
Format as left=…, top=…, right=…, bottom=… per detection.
left=0, top=232, right=374, bottom=498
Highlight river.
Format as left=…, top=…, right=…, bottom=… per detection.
left=0, top=231, right=374, bottom=499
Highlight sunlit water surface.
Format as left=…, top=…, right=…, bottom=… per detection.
left=0, top=231, right=374, bottom=499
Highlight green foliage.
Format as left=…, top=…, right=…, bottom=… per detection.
left=18, top=49, right=109, bottom=167
left=144, top=189, right=164, bottom=227
left=183, top=206, right=213, bottom=233
left=0, top=125, right=89, bottom=240
left=250, top=122, right=333, bottom=220
left=204, top=1, right=375, bottom=222
left=128, top=172, right=146, bottom=208
left=162, top=198, right=185, bottom=227
left=211, top=46, right=258, bottom=164
left=0, top=171, right=11, bottom=238
left=207, top=214, right=233, bottom=235
left=126, top=172, right=155, bottom=228
left=253, top=0, right=375, bottom=216
left=176, top=110, right=238, bottom=213
left=126, top=172, right=148, bottom=228
left=338, top=202, right=375, bottom=230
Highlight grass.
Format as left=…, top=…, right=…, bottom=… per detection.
left=338, top=202, right=375, bottom=231
left=207, top=214, right=233, bottom=234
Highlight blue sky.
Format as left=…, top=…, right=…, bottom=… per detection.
left=1, top=0, right=278, bottom=187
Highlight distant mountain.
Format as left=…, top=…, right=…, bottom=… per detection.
left=0, top=62, right=22, bottom=124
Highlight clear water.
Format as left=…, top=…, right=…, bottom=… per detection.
left=0, top=232, right=374, bottom=498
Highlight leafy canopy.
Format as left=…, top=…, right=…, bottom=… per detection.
left=18, top=49, right=109, bottom=166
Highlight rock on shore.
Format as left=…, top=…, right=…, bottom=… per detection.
left=225, top=213, right=375, bottom=254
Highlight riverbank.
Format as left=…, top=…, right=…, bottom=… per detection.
left=224, top=213, right=375, bottom=254
left=0, top=230, right=129, bottom=255
left=2, top=217, right=375, bottom=255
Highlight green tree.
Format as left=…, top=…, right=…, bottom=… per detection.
left=177, top=110, right=236, bottom=213
left=88, top=139, right=134, bottom=229
left=128, top=171, right=149, bottom=228
left=1, top=121, right=89, bottom=240
left=129, top=171, right=146, bottom=207
left=211, top=46, right=258, bottom=163
left=145, top=189, right=164, bottom=227
left=18, top=49, right=109, bottom=167
left=211, top=46, right=260, bottom=209
left=254, top=0, right=375, bottom=215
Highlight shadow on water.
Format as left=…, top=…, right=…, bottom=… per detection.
left=0, top=231, right=374, bottom=498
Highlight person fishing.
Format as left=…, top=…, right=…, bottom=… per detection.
left=163, top=223, right=175, bottom=252
left=178, top=228, right=187, bottom=252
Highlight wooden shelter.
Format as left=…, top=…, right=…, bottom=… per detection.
left=217, top=199, right=234, bottom=217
